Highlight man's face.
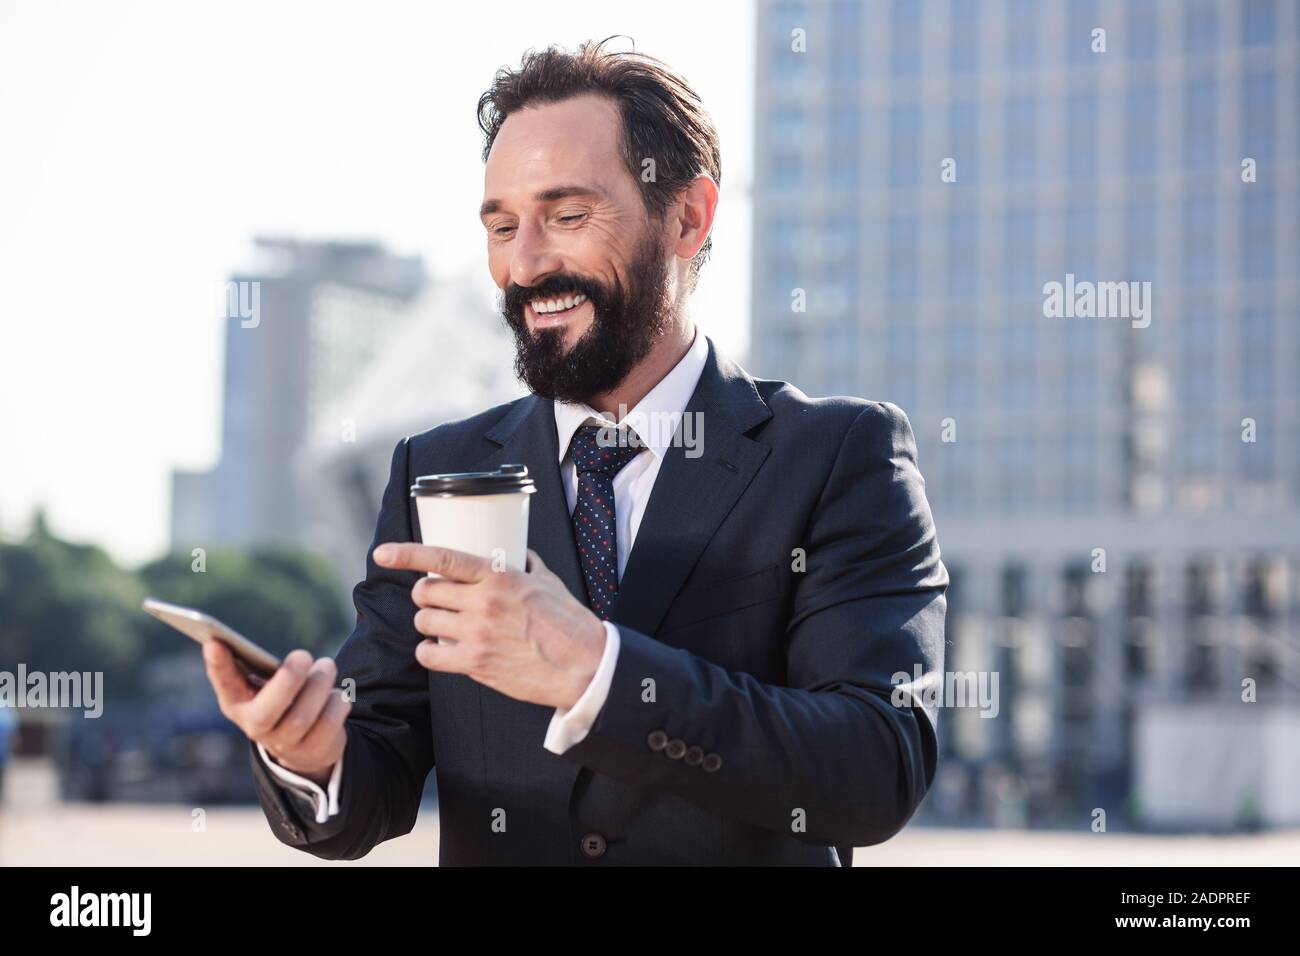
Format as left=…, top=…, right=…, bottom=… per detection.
left=481, top=94, right=674, bottom=404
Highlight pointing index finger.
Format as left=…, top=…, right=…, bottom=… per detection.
left=374, top=543, right=491, bottom=582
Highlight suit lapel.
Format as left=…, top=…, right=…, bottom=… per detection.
left=475, top=395, right=587, bottom=604
left=612, top=337, right=772, bottom=639
left=472, top=336, right=773, bottom=641
left=473, top=396, right=588, bottom=792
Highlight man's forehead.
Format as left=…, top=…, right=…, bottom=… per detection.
left=495, top=93, right=621, bottom=146
left=483, top=96, right=623, bottom=192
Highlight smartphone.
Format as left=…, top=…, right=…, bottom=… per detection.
left=142, top=597, right=282, bottom=685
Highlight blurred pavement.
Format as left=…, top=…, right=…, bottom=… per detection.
left=2, top=759, right=1296, bottom=866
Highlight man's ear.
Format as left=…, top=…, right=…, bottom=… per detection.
left=672, top=173, right=719, bottom=264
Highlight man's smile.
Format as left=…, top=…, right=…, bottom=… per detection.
left=527, top=294, right=592, bottom=329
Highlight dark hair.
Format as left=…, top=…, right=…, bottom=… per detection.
left=477, top=38, right=721, bottom=292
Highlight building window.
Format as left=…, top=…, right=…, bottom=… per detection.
left=937, top=438, right=976, bottom=513
left=1185, top=560, right=1218, bottom=691
left=1240, top=310, right=1275, bottom=403
left=1181, top=424, right=1217, bottom=477
left=1123, top=561, right=1154, bottom=680
left=1183, top=77, right=1217, bottom=170
left=1242, top=70, right=1276, bottom=160
left=1005, top=209, right=1036, bottom=295
left=1064, top=432, right=1096, bottom=509
left=1066, top=204, right=1097, bottom=278
left=1242, top=0, right=1275, bottom=47
left=771, top=150, right=803, bottom=191
left=947, top=213, right=979, bottom=298
left=1124, top=200, right=1157, bottom=280
left=824, top=214, right=858, bottom=263
left=1066, top=90, right=1098, bottom=180
left=1241, top=427, right=1275, bottom=482
left=888, top=212, right=920, bottom=299
left=1182, top=197, right=1217, bottom=286
left=950, top=0, right=981, bottom=73
left=1004, top=95, right=1038, bottom=181
left=1002, top=436, right=1036, bottom=509
left=1004, top=367, right=1036, bottom=409
left=1183, top=1, right=1218, bottom=56
left=946, top=367, right=977, bottom=410
left=890, top=0, right=922, bottom=76
left=1067, top=0, right=1101, bottom=65
left=1126, top=2, right=1158, bottom=59
left=769, top=108, right=804, bottom=149
left=1242, top=190, right=1275, bottom=280
left=1126, top=86, right=1158, bottom=173
left=948, top=99, right=980, bottom=183
left=886, top=318, right=918, bottom=364
left=889, top=104, right=921, bottom=187
left=830, top=47, right=861, bottom=85
left=1006, top=0, right=1038, bottom=70
left=1179, top=352, right=1216, bottom=408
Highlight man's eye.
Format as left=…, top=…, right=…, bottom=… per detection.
left=558, top=213, right=586, bottom=224
left=492, top=225, right=516, bottom=236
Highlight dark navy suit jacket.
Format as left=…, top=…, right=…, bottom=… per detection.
left=250, top=336, right=948, bottom=865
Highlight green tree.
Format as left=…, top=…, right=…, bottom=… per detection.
left=136, top=546, right=350, bottom=663
left=0, top=513, right=350, bottom=702
left=0, top=511, right=145, bottom=692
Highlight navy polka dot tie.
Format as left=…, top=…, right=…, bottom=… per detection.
left=568, top=423, right=644, bottom=620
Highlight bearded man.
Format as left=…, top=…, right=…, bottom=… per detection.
left=204, top=39, right=948, bottom=867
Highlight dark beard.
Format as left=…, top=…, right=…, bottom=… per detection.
left=498, top=226, right=673, bottom=406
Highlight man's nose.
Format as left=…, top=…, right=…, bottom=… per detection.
left=509, top=219, right=565, bottom=289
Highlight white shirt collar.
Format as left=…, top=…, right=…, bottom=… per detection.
left=553, top=326, right=709, bottom=463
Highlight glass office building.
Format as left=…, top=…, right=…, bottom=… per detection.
left=751, top=0, right=1300, bottom=828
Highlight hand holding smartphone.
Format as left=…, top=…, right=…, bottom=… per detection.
left=142, top=598, right=281, bottom=686
left=143, top=597, right=350, bottom=785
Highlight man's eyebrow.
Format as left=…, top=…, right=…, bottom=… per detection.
left=479, top=185, right=605, bottom=219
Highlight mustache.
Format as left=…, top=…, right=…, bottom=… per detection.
left=501, top=273, right=609, bottom=318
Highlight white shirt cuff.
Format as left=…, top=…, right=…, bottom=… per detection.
left=256, top=741, right=343, bottom=825
left=543, top=621, right=620, bottom=754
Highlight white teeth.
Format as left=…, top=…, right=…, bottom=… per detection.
left=531, top=293, right=587, bottom=315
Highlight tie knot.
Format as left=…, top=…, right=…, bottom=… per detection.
left=570, top=423, right=644, bottom=479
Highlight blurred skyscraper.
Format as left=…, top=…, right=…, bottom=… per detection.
left=751, top=0, right=1299, bottom=828
left=170, top=238, right=426, bottom=550
left=298, top=275, right=523, bottom=603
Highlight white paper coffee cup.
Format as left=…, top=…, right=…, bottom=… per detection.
left=409, top=464, right=536, bottom=575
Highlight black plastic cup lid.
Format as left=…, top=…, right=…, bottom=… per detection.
left=410, top=464, right=537, bottom=497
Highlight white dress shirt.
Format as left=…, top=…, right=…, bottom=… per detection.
left=259, top=326, right=710, bottom=823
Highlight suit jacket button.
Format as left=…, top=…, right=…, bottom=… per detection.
left=684, top=745, right=704, bottom=766
left=646, top=730, right=669, bottom=752
left=665, top=738, right=687, bottom=760
left=580, top=832, right=607, bottom=858
left=702, top=752, right=723, bottom=773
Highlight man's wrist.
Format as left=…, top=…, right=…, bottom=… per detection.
left=544, top=621, right=621, bottom=754
left=561, top=615, right=608, bottom=710
left=265, top=748, right=333, bottom=788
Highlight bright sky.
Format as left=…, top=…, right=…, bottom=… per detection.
left=0, top=0, right=755, bottom=566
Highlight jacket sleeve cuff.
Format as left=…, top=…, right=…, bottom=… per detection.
left=543, top=621, right=621, bottom=754
left=255, top=742, right=343, bottom=824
